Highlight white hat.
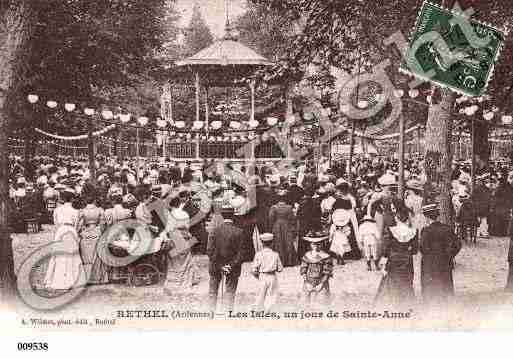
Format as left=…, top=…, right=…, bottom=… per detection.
left=324, top=182, right=335, bottom=193
left=230, top=195, right=246, bottom=209
left=332, top=209, right=351, bottom=226
left=171, top=209, right=190, bottom=229
left=260, top=233, right=274, bottom=242
left=336, top=178, right=348, bottom=186
left=378, top=172, right=397, bottom=186
left=303, top=233, right=329, bottom=243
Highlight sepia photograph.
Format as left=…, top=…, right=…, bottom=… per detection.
left=1, top=0, right=513, bottom=345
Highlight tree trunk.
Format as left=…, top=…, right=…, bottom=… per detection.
left=473, top=120, right=489, bottom=173
left=423, top=87, right=455, bottom=225
left=0, top=1, right=35, bottom=303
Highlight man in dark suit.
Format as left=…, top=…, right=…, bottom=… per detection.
left=207, top=207, right=246, bottom=312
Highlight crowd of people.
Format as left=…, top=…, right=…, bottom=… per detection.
left=6, top=152, right=513, bottom=311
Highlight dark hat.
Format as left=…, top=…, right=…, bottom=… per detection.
left=422, top=203, right=439, bottom=215
left=221, top=206, right=235, bottom=217
left=361, top=214, right=376, bottom=223
left=232, top=182, right=246, bottom=194
left=304, top=230, right=329, bottom=243
left=151, top=185, right=162, bottom=197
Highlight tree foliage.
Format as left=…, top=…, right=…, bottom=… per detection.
left=181, top=3, right=214, bottom=59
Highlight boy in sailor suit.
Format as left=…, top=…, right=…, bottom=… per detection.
left=251, top=233, right=283, bottom=312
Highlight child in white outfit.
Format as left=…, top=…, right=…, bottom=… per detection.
left=358, top=215, right=380, bottom=271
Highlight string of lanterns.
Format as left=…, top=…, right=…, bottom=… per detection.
left=26, top=93, right=288, bottom=134
left=34, top=124, right=116, bottom=141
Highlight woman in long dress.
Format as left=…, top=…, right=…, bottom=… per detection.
left=44, top=189, right=84, bottom=291
left=164, top=208, right=200, bottom=293
left=77, top=192, right=105, bottom=283
left=91, top=194, right=132, bottom=284
left=297, top=192, right=317, bottom=260
left=269, top=193, right=298, bottom=267
left=376, top=204, right=418, bottom=306
left=404, top=180, right=426, bottom=233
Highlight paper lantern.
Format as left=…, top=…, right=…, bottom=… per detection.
left=65, top=103, right=76, bottom=112
left=285, top=114, right=297, bottom=125
left=193, top=120, right=204, bottom=130
left=27, top=94, right=39, bottom=104
left=118, top=113, right=131, bottom=123
left=211, top=120, right=222, bottom=130
left=408, top=89, right=419, bottom=98
left=456, top=95, right=468, bottom=104
left=102, top=110, right=114, bottom=120
left=84, top=108, right=95, bottom=116
left=267, top=117, right=278, bottom=126
left=249, top=119, right=259, bottom=128
left=174, top=121, right=185, bottom=129
left=46, top=100, right=58, bottom=109
left=155, top=118, right=166, bottom=128
left=393, top=89, right=404, bottom=98
left=464, top=106, right=476, bottom=116
left=483, top=112, right=494, bottom=121
left=137, top=116, right=149, bottom=126
left=230, top=121, right=241, bottom=129
left=502, top=115, right=512, bottom=125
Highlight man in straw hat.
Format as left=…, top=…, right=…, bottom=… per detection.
left=420, top=203, right=461, bottom=307
left=251, top=233, right=283, bottom=312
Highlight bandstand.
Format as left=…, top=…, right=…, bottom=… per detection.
left=162, top=20, right=291, bottom=165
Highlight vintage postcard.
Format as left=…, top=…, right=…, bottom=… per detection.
left=1, top=0, right=513, bottom=348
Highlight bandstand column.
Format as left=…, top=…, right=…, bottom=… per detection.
left=195, top=72, right=200, bottom=123
left=205, top=86, right=209, bottom=136
left=250, top=79, right=256, bottom=122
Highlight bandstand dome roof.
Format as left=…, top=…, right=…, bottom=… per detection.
left=176, top=39, right=273, bottom=67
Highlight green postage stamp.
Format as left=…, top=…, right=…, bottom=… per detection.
left=400, top=1, right=506, bottom=97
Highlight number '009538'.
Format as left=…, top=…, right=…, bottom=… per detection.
left=17, top=342, right=49, bottom=351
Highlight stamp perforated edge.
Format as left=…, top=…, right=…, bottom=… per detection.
left=399, top=0, right=507, bottom=97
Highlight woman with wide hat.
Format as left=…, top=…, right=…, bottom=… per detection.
left=376, top=203, right=418, bottom=306
left=269, top=188, right=298, bottom=267
left=300, top=232, right=333, bottom=307
left=419, top=202, right=461, bottom=307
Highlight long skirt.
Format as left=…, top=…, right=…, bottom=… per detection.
left=342, top=226, right=362, bottom=260
left=375, top=257, right=415, bottom=306
left=44, top=225, right=85, bottom=290
left=234, top=214, right=256, bottom=262
left=79, top=225, right=101, bottom=281
left=272, top=220, right=298, bottom=267
left=165, top=252, right=200, bottom=293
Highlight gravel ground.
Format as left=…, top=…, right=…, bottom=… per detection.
left=9, top=225, right=513, bottom=330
